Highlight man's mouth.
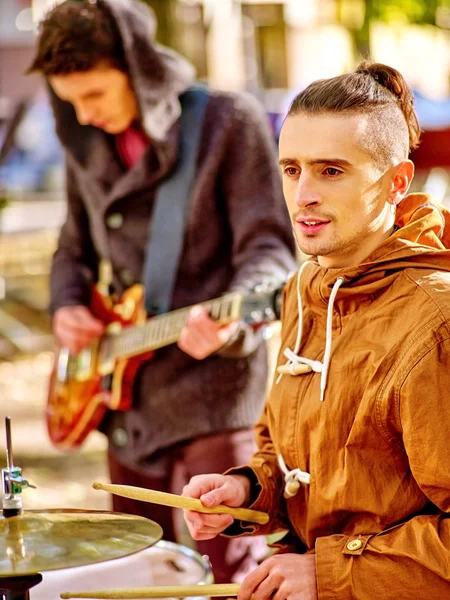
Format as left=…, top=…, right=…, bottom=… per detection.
left=296, top=218, right=330, bottom=234
left=93, top=120, right=109, bottom=129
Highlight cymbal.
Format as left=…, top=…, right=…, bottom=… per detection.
left=0, top=509, right=162, bottom=576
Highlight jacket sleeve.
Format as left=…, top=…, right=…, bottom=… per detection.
left=223, top=278, right=298, bottom=538
left=216, top=92, right=297, bottom=358
left=315, top=335, right=450, bottom=599
left=224, top=401, right=292, bottom=538
left=50, top=160, right=98, bottom=314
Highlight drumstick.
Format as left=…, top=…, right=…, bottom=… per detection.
left=92, top=482, right=269, bottom=525
left=61, top=583, right=241, bottom=598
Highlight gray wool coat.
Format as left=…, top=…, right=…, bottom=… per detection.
left=49, top=0, right=297, bottom=464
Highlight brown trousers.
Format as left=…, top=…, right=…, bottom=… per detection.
left=108, top=429, right=268, bottom=583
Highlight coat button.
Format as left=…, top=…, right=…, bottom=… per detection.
left=347, top=539, right=362, bottom=551
left=106, top=213, right=124, bottom=229
left=112, top=428, right=128, bottom=447
left=120, top=269, right=135, bottom=286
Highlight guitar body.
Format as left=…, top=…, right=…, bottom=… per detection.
left=46, top=282, right=283, bottom=450
left=46, top=285, right=153, bottom=450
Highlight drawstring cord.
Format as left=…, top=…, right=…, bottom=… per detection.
left=276, top=266, right=344, bottom=403
left=275, top=268, right=345, bottom=498
left=278, top=453, right=311, bottom=498
left=321, top=275, right=344, bottom=400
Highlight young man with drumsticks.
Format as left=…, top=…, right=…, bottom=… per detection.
left=28, top=0, right=296, bottom=583
left=183, top=62, right=450, bottom=599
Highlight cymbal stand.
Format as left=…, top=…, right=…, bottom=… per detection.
left=1, top=417, right=39, bottom=600
left=2, top=416, right=34, bottom=519
left=0, top=574, right=42, bottom=600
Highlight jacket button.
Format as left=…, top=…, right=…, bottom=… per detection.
left=346, top=539, right=362, bottom=551
left=120, top=269, right=135, bottom=286
left=106, top=213, right=124, bottom=229
left=112, top=428, right=128, bottom=447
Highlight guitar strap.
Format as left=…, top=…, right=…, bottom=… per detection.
left=141, top=85, right=209, bottom=315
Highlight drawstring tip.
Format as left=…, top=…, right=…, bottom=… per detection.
left=284, top=479, right=301, bottom=498
left=276, top=363, right=312, bottom=376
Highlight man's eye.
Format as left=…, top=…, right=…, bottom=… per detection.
left=285, top=167, right=299, bottom=177
left=324, top=167, right=341, bottom=176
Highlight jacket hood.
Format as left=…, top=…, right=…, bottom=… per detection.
left=276, top=192, right=450, bottom=406
left=49, top=0, right=195, bottom=147
left=307, top=193, right=450, bottom=301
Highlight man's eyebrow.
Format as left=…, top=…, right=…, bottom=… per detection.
left=279, top=157, right=353, bottom=168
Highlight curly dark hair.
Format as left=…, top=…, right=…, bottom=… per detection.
left=27, top=0, right=128, bottom=75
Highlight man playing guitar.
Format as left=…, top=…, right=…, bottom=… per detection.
left=28, top=0, right=296, bottom=583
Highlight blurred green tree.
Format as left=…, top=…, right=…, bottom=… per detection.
left=371, top=0, right=440, bottom=25
left=340, top=0, right=450, bottom=58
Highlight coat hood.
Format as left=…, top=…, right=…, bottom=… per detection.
left=276, top=192, right=450, bottom=410
left=306, top=193, right=450, bottom=303
left=49, top=0, right=195, bottom=147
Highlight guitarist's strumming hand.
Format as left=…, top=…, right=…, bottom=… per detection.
left=53, top=305, right=105, bottom=355
left=178, top=305, right=240, bottom=360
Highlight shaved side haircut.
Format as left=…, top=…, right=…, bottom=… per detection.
left=287, top=62, right=421, bottom=170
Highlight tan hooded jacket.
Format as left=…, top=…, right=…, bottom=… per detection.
left=229, top=193, right=450, bottom=598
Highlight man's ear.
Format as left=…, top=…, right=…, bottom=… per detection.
left=388, top=160, right=415, bottom=205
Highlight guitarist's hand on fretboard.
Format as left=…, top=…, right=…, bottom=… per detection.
left=177, top=305, right=240, bottom=360
left=53, top=305, right=105, bottom=355
left=47, top=283, right=281, bottom=449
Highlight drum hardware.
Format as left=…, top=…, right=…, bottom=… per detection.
left=2, top=416, right=36, bottom=519
left=92, top=482, right=270, bottom=525
left=33, top=540, right=214, bottom=600
left=61, top=583, right=241, bottom=599
left=0, top=417, right=162, bottom=600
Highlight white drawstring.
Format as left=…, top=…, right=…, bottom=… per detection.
left=275, top=267, right=345, bottom=498
left=320, top=275, right=344, bottom=401
left=277, top=264, right=344, bottom=403
left=282, top=350, right=323, bottom=375
left=278, top=453, right=310, bottom=498
left=276, top=261, right=310, bottom=384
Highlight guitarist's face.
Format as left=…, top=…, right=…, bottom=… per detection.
left=49, top=61, right=139, bottom=134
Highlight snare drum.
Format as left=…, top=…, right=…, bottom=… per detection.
left=31, top=540, right=214, bottom=600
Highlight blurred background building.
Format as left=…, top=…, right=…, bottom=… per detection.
left=0, top=0, right=449, bottom=511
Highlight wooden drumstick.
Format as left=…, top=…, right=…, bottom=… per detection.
left=61, top=583, right=241, bottom=598
left=92, top=482, right=269, bottom=525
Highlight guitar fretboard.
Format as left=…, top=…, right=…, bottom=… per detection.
left=104, top=292, right=244, bottom=360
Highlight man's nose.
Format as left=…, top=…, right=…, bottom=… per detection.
left=75, top=104, right=94, bottom=126
left=294, top=174, right=322, bottom=209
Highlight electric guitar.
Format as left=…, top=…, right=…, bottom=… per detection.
left=46, top=282, right=283, bottom=450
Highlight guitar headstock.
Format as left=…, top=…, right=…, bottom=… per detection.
left=240, top=283, right=284, bottom=326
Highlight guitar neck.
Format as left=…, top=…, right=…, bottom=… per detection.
left=106, top=292, right=244, bottom=360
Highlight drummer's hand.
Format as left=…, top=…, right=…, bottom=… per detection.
left=182, top=473, right=251, bottom=540
left=53, top=305, right=105, bottom=355
left=238, top=554, right=317, bottom=600
left=178, top=306, right=239, bottom=359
